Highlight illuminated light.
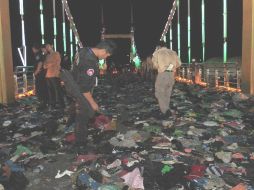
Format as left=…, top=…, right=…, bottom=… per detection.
left=70, top=29, right=73, bottom=59
left=19, top=0, right=26, bottom=66
left=17, top=48, right=25, bottom=65
left=163, top=35, right=166, bottom=43
left=53, top=18, right=57, bottom=49
left=201, top=0, right=205, bottom=62
left=176, top=75, right=240, bottom=92
left=217, top=86, right=241, bottom=92
left=177, top=0, right=181, bottom=58
left=133, top=55, right=141, bottom=68
left=99, top=59, right=105, bottom=65
left=187, top=0, right=191, bottom=64
left=62, top=3, right=67, bottom=54
left=175, top=77, right=193, bottom=85
left=131, top=44, right=137, bottom=55
left=169, top=25, right=173, bottom=49
left=223, top=0, right=228, bottom=63
left=75, top=38, right=79, bottom=51
left=40, top=0, right=45, bottom=44
left=99, top=59, right=105, bottom=69
left=197, top=81, right=208, bottom=87
left=19, top=0, right=24, bottom=15
left=53, top=0, right=57, bottom=50
left=16, top=90, right=35, bottom=99
left=63, top=22, right=67, bottom=54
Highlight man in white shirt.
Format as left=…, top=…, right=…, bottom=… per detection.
left=152, top=41, right=181, bottom=119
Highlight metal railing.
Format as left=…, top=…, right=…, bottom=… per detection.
left=14, top=66, right=35, bottom=98
left=176, top=62, right=241, bottom=92
left=14, top=62, right=241, bottom=99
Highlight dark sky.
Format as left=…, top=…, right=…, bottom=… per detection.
left=9, top=0, right=242, bottom=66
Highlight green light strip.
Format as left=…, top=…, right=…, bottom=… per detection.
left=53, top=18, right=57, bottom=36
left=177, top=0, right=181, bottom=58
left=223, top=0, right=227, bottom=63
left=40, top=0, right=45, bottom=44
left=19, top=0, right=24, bottom=15
left=70, top=29, right=73, bottom=59
left=19, top=0, right=25, bottom=46
left=163, top=35, right=167, bottom=43
left=62, top=4, right=66, bottom=54
left=169, top=25, right=173, bottom=49
left=187, top=0, right=191, bottom=64
left=201, top=0, right=205, bottom=62
left=53, top=0, right=57, bottom=50
left=53, top=18, right=57, bottom=50
left=63, top=22, right=67, bottom=54
left=75, top=37, right=78, bottom=51
left=188, top=16, right=191, bottom=63
left=19, top=0, right=27, bottom=66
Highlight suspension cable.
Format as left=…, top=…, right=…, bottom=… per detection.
left=62, top=0, right=83, bottom=48
left=160, top=0, right=177, bottom=41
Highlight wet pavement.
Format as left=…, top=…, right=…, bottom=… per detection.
left=1, top=73, right=254, bottom=190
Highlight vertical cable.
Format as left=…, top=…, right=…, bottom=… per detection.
left=19, top=0, right=26, bottom=66
left=201, top=0, right=205, bottom=62
left=223, top=0, right=228, bottom=63
left=187, top=0, right=191, bottom=63
left=53, top=0, right=57, bottom=50
left=39, top=0, right=45, bottom=44
left=62, top=1, right=67, bottom=54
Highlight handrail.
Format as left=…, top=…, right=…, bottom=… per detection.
left=14, top=66, right=35, bottom=98
left=176, top=62, right=241, bottom=92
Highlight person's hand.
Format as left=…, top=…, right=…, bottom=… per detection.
left=91, top=102, right=99, bottom=112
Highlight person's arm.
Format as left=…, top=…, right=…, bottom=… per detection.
left=152, top=51, right=159, bottom=70
left=83, top=92, right=99, bottom=111
left=43, top=62, right=50, bottom=69
left=34, top=62, right=43, bottom=76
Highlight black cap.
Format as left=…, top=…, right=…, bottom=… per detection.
left=96, top=39, right=117, bottom=55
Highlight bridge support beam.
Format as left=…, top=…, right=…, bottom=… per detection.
left=242, top=0, right=254, bottom=94
left=0, top=0, right=15, bottom=104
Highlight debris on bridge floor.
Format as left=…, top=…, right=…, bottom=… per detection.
left=1, top=73, right=254, bottom=190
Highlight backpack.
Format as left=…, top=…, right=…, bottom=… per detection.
left=59, top=68, right=95, bottom=118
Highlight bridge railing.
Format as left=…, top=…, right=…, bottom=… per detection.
left=176, top=62, right=241, bottom=92
left=14, top=66, right=35, bottom=98
left=14, top=63, right=241, bottom=99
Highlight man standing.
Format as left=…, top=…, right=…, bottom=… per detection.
left=152, top=41, right=181, bottom=119
left=43, top=44, right=65, bottom=110
left=70, top=40, right=116, bottom=149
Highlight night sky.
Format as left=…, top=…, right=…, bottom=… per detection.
left=9, top=0, right=242, bottom=66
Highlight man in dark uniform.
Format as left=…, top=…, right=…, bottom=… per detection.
left=32, top=44, right=47, bottom=109
left=70, top=40, right=116, bottom=150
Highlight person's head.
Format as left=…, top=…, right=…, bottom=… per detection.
left=45, top=44, right=53, bottom=53
left=94, top=40, right=117, bottom=59
left=41, top=44, right=47, bottom=55
left=32, top=43, right=41, bottom=53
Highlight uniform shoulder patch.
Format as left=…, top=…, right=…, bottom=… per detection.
left=86, top=69, right=95, bottom=76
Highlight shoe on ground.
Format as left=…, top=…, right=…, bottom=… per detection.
left=157, top=110, right=172, bottom=120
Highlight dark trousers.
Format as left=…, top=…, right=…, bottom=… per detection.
left=46, top=77, right=65, bottom=108
left=35, top=72, right=47, bottom=106
left=67, top=101, right=89, bottom=145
